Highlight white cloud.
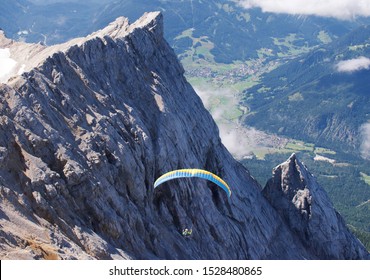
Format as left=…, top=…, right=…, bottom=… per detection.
left=194, top=86, right=236, bottom=119
left=194, top=86, right=254, bottom=158
left=335, top=56, right=370, bottom=73
left=194, top=86, right=283, bottom=159
left=0, top=48, right=17, bottom=83
left=218, top=123, right=262, bottom=158
left=360, top=123, right=370, bottom=159
left=237, top=0, right=370, bottom=20
left=195, top=87, right=213, bottom=108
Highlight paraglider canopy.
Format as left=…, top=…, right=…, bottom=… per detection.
left=154, top=169, right=231, bottom=197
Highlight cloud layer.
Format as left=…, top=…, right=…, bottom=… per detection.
left=195, top=86, right=287, bottom=159
left=237, top=0, right=370, bottom=20
left=195, top=87, right=254, bottom=158
left=360, top=123, right=370, bottom=160
left=335, top=57, right=370, bottom=73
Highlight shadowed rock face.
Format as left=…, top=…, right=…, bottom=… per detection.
left=0, top=12, right=368, bottom=260
left=263, top=154, right=369, bottom=259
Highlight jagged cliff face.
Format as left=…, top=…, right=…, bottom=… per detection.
left=0, top=12, right=368, bottom=260
left=263, top=154, right=368, bottom=259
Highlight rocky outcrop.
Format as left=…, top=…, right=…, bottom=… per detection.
left=263, top=153, right=369, bottom=259
left=0, top=12, right=368, bottom=260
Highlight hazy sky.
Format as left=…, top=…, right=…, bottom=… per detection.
left=237, top=0, right=370, bottom=20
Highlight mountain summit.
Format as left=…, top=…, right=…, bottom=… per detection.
left=0, top=12, right=368, bottom=259
left=263, top=153, right=368, bottom=259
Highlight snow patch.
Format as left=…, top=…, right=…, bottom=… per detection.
left=0, top=48, right=18, bottom=83
left=17, top=64, right=26, bottom=75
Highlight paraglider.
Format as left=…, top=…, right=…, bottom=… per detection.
left=154, top=169, right=231, bottom=197
left=182, top=228, right=192, bottom=237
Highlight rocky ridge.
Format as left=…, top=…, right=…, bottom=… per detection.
left=0, top=12, right=368, bottom=259
left=263, top=154, right=368, bottom=259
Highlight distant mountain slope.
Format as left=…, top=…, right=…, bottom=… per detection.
left=0, top=0, right=94, bottom=44
left=1, top=0, right=368, bottom=61
left=94, top=0, right=366, bottom=63
left=0, top=0, right=32, bottom=37
left=243, top=24, right=370, bottom=153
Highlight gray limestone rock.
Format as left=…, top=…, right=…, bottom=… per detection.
left=263, top=153, right=369, bottom=259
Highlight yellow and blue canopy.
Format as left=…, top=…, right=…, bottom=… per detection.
left=154, top=169, right=231, bottom=197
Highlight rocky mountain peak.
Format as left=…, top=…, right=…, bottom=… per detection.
left=0, top=12, right=163, bottom=84
left=82, top=11, right=163, bottom=41
left=263, top=153, right=369, bottom=259
left=267, top=153, right=312, bottom=215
